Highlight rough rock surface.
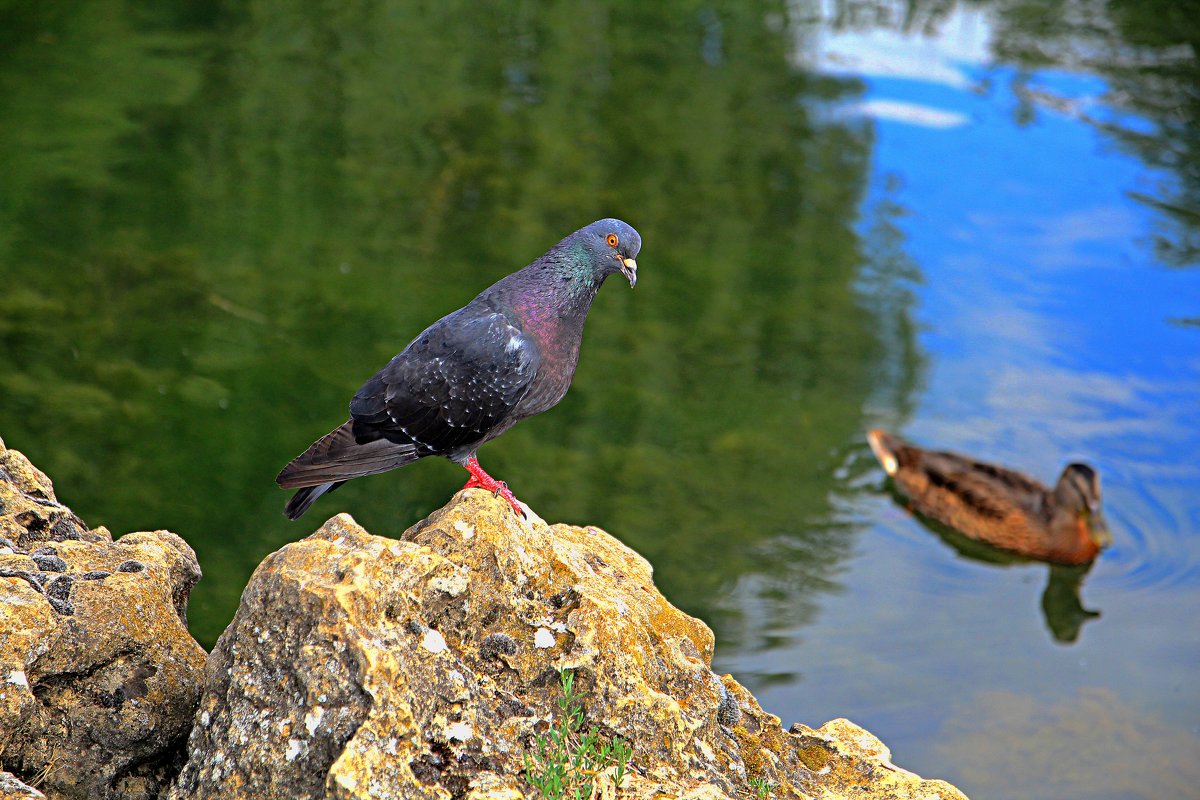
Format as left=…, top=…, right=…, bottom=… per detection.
left=170, top=490, right=967, bottom=799
left=0, top=771, right=45, bottom=800
left=0, top=437, right=207, bottom=800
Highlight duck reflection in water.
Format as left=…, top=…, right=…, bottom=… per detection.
left=867, top=429, right=1111, bottom=643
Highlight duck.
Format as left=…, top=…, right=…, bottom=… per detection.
left=866, top=429, right=1112, bottom=565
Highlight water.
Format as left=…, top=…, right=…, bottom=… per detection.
left=2, top=2, right=1197, bottom=798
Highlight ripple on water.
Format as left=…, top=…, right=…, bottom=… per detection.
left=1091, top=460, right=1200, bottom=593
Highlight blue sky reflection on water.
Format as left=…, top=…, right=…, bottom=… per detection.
left=720, top=6, right=1200, bottom=798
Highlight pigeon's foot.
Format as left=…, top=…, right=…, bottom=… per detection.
left=462, top=456, right=526, bottom=518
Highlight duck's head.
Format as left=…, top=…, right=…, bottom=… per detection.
left=1053, top=463, right=1112, bottom=553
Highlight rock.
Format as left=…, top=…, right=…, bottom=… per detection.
left=170, top=491, right=966, bottom=799
left=0, top=442, right=100, bottom=549
left=0, top=440, right=207, bottom=800
left=0, top=771, right=46, bottom=800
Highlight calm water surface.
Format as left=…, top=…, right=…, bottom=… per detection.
left=2, top=2, right=1197, bottom=798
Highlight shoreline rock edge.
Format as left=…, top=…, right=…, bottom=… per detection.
left=169, top=490, right=968, bottom=800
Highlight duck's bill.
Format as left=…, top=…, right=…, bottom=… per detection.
left=1089, top=513, right=1114, bottom=549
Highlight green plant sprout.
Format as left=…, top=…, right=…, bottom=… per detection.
left=748, top=776, right=775, bottom=798
left=524, top=669, right=633, bottom=799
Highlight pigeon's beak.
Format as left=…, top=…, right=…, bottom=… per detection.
left=620, top=257, right=638, bottom=288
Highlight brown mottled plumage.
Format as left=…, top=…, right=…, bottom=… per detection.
left=867, top=429, right=1111, bottom=565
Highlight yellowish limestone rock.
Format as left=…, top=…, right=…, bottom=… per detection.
left=171, top=491, right=967, bottom=799
left=0, top=771, right=45, bottom=800
left=0, top=439, right=207, bottom=800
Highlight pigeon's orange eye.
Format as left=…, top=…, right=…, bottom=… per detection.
left=606, top=233, right=619, bottom=248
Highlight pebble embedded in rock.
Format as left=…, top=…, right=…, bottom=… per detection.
left=42, top=577, right=74, bottom=616
left=421, top=628, right=448, bottom=654
left=49, top=515, right=85, bottom=540
left=716, top=684, right=741, bottom=727
left=479, top=632, right=517, bottom=658
left=46, top=595, right=74, bottom=616
left=446, top=721, right=473, bottom=741
left=32, top=554, right=68, bottom=572
left=46, top=575, right=74, bottom=602
left=118, top=560, right=145, bottom=573
left=304, top=707, right=324, bottom=735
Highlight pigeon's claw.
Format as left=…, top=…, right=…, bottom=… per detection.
left=495, top=483, right=527, bottom=519
left=462, top=456, right=526, bottom=518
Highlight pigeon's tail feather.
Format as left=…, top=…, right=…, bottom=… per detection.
left=284, top=481, right=343, bottom=520
left=276, top=421, right=422, bottom=488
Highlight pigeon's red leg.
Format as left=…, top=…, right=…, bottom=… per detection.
left=462, top=456, right=525, bottom=517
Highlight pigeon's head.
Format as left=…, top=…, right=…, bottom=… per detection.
left=572, top=218, right=641, bottom=288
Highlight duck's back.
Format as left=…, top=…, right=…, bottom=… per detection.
left=869, top=430, right=1058, bottom=558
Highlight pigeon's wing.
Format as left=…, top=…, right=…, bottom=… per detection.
left=277, top=308, right=538, bottom=494
left=350, top=308, right=541, bottom=455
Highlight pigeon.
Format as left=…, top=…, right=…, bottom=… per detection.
left=277, top=219, right=641, bottom=520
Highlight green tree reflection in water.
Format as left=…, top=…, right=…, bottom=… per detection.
left=987, top=0, right=1200, bottom=268
left=0, top=2, right=922, bottom=647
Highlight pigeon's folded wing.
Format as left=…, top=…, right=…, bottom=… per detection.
left=350, top=308, right=541, bottom=455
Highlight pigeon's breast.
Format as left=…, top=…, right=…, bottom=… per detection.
left=514, top=314, right=587, bottom=417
